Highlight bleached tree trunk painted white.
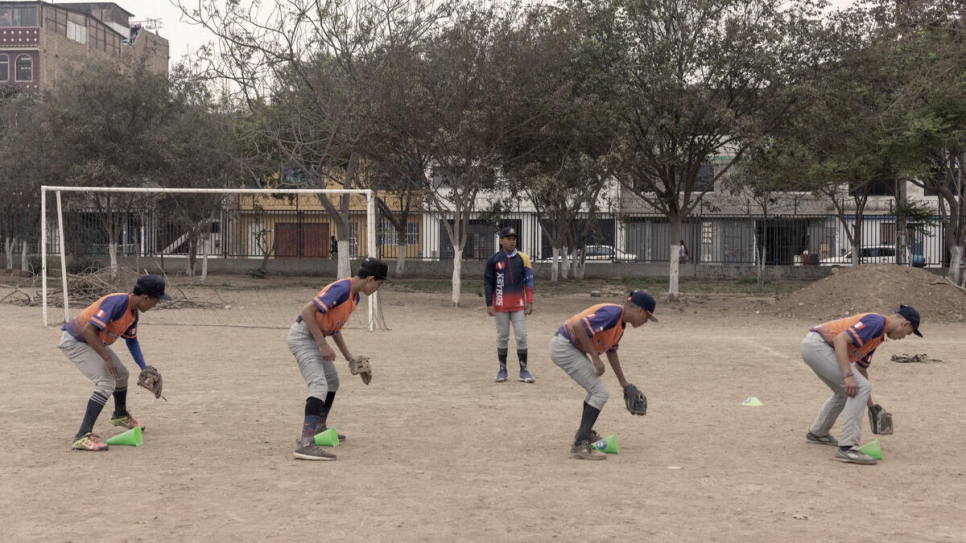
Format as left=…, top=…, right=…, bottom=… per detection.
left=338, top=240, right=351, bottom=279
left=669, top=241, right=681, bottom=300
left=560, top=246, right=570, bottom=280
left=950, top=245, right=963, bottom=286
left=4, top=237, right=13, bottom=271
left=452, top=255, right=463, bottom=306
left=396, top=242, right=407, bottom=277
left=551, top=247, right=560, bottom=282
left=108, top=241, right=119, bottom=280
left=20, top=240, right=28, bottom=273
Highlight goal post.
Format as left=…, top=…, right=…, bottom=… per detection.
left=40, top=186, right=381, bottom=330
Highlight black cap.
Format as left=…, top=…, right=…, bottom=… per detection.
left=895, top=304, right=922, bottom=337
left=499, top=227, right=518, bottom=239
left=134, top=275, right=171, bottom=301
left=357, top=257, right=392, bottom=282
left=627, top=290, right=658, bottom=322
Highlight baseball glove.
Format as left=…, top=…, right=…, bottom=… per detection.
left=624, top=383, right=647, bottom=416
left=137, top=365, right=166, bottom=401
left=869, top=403, right=893, bottom=435
left=348, top=356, right=372, bottom=385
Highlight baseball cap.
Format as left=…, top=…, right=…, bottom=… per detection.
left=894, top=304, right=922, bottom=337
left=357, top=257, right=392, bottom=282
left=499, top=227, right=517, bottom=238
left=627, top=290, right=658, bottom=322
left=134, top=275, right=171, bottom=301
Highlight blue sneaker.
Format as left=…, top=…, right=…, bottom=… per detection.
left=494, top=366, right=508, bottom=382
left=518, top=367, right=534, bottom=383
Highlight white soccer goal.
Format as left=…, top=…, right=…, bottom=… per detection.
left=40, top=186, right=382, bottom=330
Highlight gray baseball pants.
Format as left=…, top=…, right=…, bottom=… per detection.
left=550, top=333, right=609, bottom=410
left=288, top=321, right=340, bottom=401
left=495, top=310, right=528, bottom=351
left=800, top=331, right=871, bottom=448
left=58, top=331, right=130, bottom=397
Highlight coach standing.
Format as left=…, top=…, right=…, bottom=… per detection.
left=484, top=226, right=535, bottom=383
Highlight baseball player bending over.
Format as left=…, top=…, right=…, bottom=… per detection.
left=290, top=257, right=390, bottom=461
left=800, top=305, right=922, bottom=465
left=58, top=275, right=171, bottom=451
left=484, top=226, right=535, bottom=383
left=550, top=291, right=657, bottom=460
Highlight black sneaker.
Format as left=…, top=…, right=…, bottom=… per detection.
left=834, top=446, right=877, bottom=465
left=294, top=444, right=337, bottom=461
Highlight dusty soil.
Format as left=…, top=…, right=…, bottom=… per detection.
left=1, top=270, right=964, bottom=542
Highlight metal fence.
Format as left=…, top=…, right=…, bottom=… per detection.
left=11, top=203, right=950, bottom=269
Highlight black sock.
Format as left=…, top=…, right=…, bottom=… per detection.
left=78, top=392, right=108, bottom=437
left=573, top=402, right=601, bottom=446
left=839, top=445, right=851, bottom=452
left=498, top=349, right=508, bottom=366
left=112, top=387, right=128, bottom=418
left=319, top=391, right=336, bottom=428
left=301, top=396, right=325, bottom=441
left=517, top=350, right=528, bottom=367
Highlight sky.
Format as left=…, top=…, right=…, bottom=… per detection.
left=100, top=0, right=860, bottom=72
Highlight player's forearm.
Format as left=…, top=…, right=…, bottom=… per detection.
left=80, top=324, right=111, bottom=361
left=606, top=352, right=628, bottom=388
left=331, top=333, right=351, bottom=359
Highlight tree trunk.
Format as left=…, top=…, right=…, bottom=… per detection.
left=4, top=237, right=12, bottom=271
left=550, top=247, right=560, bottom=282
left=395, top=242, right=407, bottom=277
left=338, top=240, right=351, bottom=278
left=20, top=240, right=29, bottom=274
left=560, top=246, right=570, bottom=280
left=451, top=254, right=463, bottom=307
left=949, top=245, right=963, bottom=286
left=108, top=241, right=119, bottom=280
left=668, top=217, right=682, bottom=301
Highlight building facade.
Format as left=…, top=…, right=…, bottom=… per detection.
left=0, top=1, right=168, bottom=91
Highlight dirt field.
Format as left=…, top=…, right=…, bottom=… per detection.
left=2, top=271, right=965, bottom=542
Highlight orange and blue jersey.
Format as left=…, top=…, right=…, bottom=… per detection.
left=309, top=278, right=359, bottom=336
left=62, top=293, right=138, bottom=345
left=557, top=303, right=626, bottom=354
left=811, top=313, right=888, bottom=368
left=484, top=249, right=534, bottom=312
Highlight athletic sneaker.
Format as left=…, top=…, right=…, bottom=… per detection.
left=315, top=424, right=346, bottom=443
left=293, top=444, right=337, bottom=461
left=805, top=432, right=838, bottom=446
left=587, top=430, right=602, bottom=443
left=494, top=366, right=508, bottom=383
left=111, top=412, right=145, bottom=431
left=570, top=440, right=606, bottom=461
left=834, top=446, right=878, bottom=465
left=518, top=367, right=535, bottom=383
left=72, top=433, right=109, bottom=451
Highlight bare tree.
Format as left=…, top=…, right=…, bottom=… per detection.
left=581, top=0, right=822, bottom=300
left=179, top=0, right=447, bottom=279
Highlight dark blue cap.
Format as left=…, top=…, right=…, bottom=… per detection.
left=895, top=304, right=922, bottom=337
left=357, top=257, right=392, bottom=282
left=499, top=227, right=517, bottom=238
left=628, top=290, right=658, bottom=321
left=134, top=275, right=171, bottom=301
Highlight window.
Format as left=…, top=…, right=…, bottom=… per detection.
left=67, top=20, right=87, bottom=43
left=695, top=164, right=715, bottom=192
left=381, top=222, right=418, bottom=246
left=15, top=55, right=31, bottom=82
left=0, top=55, right=7, bottom=82
left=0, top=7, right=38, bottom=27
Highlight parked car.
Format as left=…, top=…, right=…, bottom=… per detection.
left=581, top=245, right=639, bottom=263
left=819, top=245, right=925, bottom=267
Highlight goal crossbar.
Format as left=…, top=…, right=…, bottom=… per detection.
left=40, top=186, right=379, bottom=328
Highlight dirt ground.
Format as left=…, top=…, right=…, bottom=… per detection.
left=2, top=269, right=965, bottom=542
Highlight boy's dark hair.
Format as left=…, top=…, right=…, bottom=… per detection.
left=356, top=257, right=391, bottom=281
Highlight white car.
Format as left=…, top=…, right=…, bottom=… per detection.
left=581, top=245, right=639, bottom=263
left=819, top=245, right=925, bottom=267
